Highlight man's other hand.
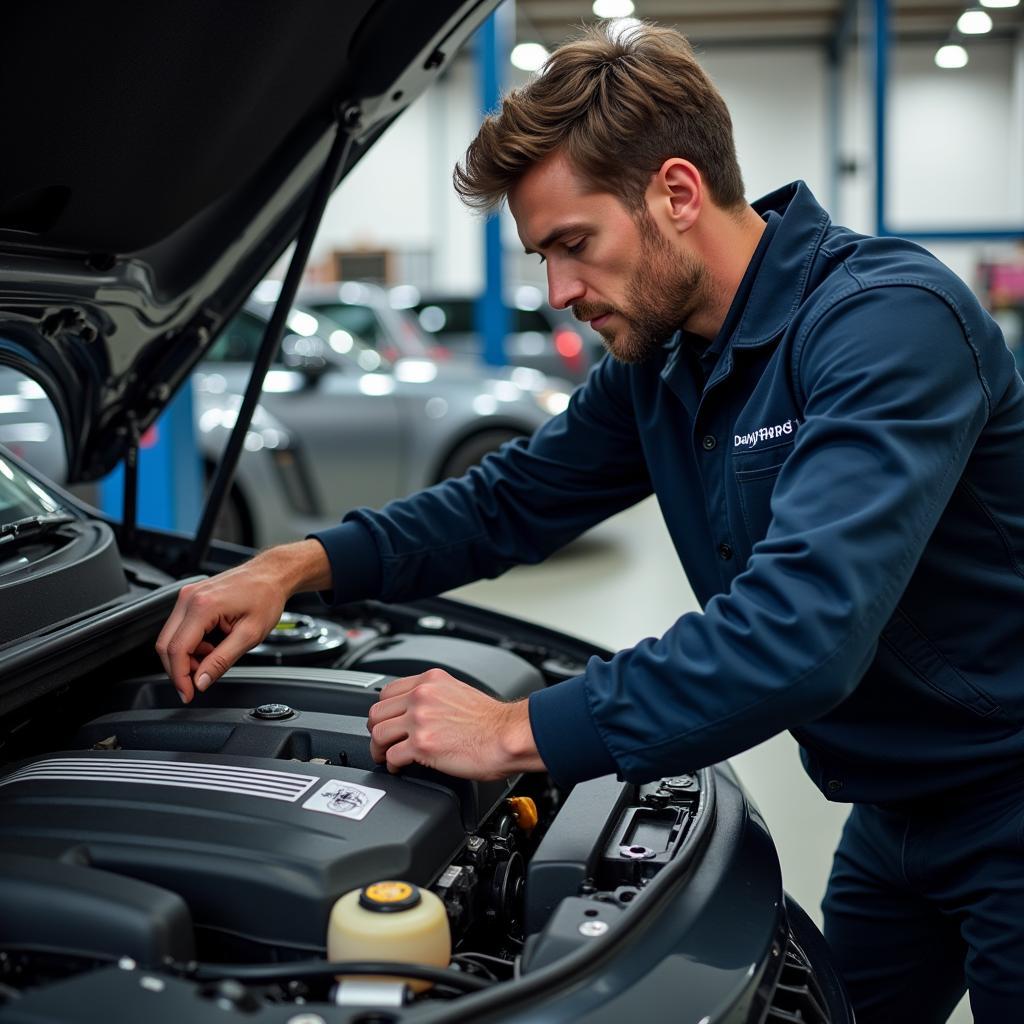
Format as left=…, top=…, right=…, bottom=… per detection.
left=367, top=669, right=546, bottom=780
left=156, top=539, right=331, bottom=703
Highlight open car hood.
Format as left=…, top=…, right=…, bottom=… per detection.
left=0, top=0, right=498, bottom=481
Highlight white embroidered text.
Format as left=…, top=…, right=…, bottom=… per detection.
left=733, top=419, right=797, bottom=449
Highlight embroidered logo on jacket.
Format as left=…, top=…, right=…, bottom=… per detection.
left=734, top=419, right=798, bottom=449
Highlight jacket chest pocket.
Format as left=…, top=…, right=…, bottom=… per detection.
left=733, top=439, right=795, bottom=542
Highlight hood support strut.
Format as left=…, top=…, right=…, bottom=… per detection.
left=121, top=416, right=140, bottom=556
left=185, top=111, right=358, bottom=572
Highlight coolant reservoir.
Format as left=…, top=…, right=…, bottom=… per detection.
left=328, top=881, right=451, bottom=992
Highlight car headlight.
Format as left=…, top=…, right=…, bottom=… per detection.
left=536, top=388, right=571, bottom=416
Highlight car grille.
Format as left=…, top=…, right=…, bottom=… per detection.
left=762, top=934, right=830, bottom=1024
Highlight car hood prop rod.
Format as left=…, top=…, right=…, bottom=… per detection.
left=120, top=415, right=140, bottom=556
left=188, top=110, right=358, bottom=572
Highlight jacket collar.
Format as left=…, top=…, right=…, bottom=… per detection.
left=729, top=180, right=831, bottom=348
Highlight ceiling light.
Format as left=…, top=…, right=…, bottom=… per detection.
left=957, top=9, right=993, bottom=32
left=607, top=17, right=643, bottom=42
left=935, top=44, right=969, bottom=68
left=593, top=0, right=635, bottom=17
left=511, top=43, right=549, bottom=72
left=979, top=1, right=1019, bottom=9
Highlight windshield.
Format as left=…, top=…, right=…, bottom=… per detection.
left=0, top=452, right=65, bottom=530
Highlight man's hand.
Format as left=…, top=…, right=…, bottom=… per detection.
left=367, top=669, right=546, bottom=780
left=156, top=539, right=331, bottom=703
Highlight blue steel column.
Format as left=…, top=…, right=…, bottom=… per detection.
left=874, top=0, right=890, bottom=235
left=826, top=46, right=841, bottom=217
left=827, top=0, right=858, bottom=219
left=99, top=383, right=203, bottom=533
left=476, top=12, right=509, bottom=368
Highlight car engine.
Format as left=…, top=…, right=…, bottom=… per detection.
left=0, top=593, right=708, bottom=1016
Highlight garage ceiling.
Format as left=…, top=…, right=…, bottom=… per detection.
left=515, top=0, right=1024, bottom=49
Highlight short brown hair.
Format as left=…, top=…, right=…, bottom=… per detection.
left=454, top=22, right=745, bottom=214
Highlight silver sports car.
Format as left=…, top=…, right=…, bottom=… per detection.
left=195, top=299, right=572, bottom=545
left=0, top=297, right=571, bottom=547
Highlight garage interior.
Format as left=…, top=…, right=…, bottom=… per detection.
left=2, top=2, right=1023, bottom=1021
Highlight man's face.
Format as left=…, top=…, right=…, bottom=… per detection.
left=509, top=151, right=709, bottom=363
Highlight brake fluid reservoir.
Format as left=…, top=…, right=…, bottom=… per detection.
left=327, top=881, right=450, bottom=992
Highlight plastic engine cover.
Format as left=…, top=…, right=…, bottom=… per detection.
left=0, top=750, right=468, bottom=955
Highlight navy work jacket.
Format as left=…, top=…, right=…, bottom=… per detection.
left=313, top=182, right=1024, bottom=803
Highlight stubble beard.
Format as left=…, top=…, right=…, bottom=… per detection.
left=574, top=210, right=711, bottom=365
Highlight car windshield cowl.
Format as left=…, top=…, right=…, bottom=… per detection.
left=0, top=453, right=69, bottom=532
left=0, top=512, right=76, bottom=544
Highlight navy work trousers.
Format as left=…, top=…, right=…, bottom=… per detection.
left=823, top=770, right=1024, bottom=1022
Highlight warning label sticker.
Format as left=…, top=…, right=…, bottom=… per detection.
left=302, top=779, right=386, bottom=821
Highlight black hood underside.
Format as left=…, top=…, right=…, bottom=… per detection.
left=0, top=0, right=497, bottom=480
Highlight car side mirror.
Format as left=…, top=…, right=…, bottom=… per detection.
left=280, top=334, right=330, bottom=384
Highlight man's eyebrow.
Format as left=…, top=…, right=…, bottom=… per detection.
left=523, top=223, right=591, bottom=255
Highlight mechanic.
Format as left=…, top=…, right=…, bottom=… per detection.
left=157, top=23, right=1024, bottom=1023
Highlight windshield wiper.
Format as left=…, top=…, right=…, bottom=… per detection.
left=0, top=512, right=77, bottom=545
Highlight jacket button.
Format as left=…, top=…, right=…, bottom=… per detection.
left=701, top=435, right=717, bottom=451
left=718, top=542, right=733, bottom=560
left=827, top=779, right=843, bottom=794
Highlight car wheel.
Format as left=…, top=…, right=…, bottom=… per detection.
left=212, top=487, right=255, bottom=547
left=438, top=429, right=523, bottom=480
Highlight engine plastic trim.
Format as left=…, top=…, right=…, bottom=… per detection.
left=0, top=756, right=320, bottom=802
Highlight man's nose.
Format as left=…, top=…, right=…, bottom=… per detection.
left=546, top=265, right=585, bottom=311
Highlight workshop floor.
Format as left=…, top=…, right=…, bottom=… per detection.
left=452, top=495, right=973, bottom=1024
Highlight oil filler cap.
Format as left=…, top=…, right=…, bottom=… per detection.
left=359, top=881, right=422, bottom=913
left=252, top=703, right=295, bottom=721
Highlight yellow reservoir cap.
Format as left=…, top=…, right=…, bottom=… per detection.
left=360, top=881, right=420, bottom=912
left=328, top=882, right=450, bottom=993
left=508, top=796, right=538, bottom=831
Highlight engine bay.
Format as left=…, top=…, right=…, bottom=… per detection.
left=0, top=591, right=707, bottom=1017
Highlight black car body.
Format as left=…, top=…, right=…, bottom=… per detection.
left=0, top=3, right=853, bottom=1022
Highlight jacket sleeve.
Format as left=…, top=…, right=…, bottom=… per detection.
left=530, top=285, right=994, bottom=787
left=309, top=355, right=653, bottom=606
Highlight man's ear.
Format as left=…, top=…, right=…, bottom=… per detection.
left=648, top=158, right=702, bottom=235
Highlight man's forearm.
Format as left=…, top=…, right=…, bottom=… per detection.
left=261, top=538, right=333, bottom=597
left=496, top=700, right=547, bottom=774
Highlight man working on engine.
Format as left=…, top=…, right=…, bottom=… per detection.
left=157, top=23, right=1024, bottom=1021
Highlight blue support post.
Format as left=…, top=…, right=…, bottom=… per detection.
left=827, top=0, right=858, bottom=218
left=476, top=12, right=508, bottom=368
left=99, top=382, right=203, bottom=533
left=826, top=48, right=841, bottom=217
left=874, top=0, right=889, bottom=237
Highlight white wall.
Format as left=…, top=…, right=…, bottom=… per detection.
left=839, top=31, right=1024, bottom=280
left=307, top=30, right=1024, bottom=294
left=889, top=40, right=1022, bottom=229
left=311, top=57, right=485, bottom=291
left=701, top=46, right=831, bottom=205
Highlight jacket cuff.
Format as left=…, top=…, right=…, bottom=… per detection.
left=528, top=675, right=618, bottom=787
left=306, top=521, right=382, bottom=606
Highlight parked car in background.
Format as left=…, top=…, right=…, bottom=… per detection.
left=299, top=281, right=602, bottom=383
left=401, top=285, right=603, bottom=384
left=196, top=299, right=570, bottom=545
left=0, top=299, right=570, bottom=549
left=293, top=280, right=446, bottom=362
